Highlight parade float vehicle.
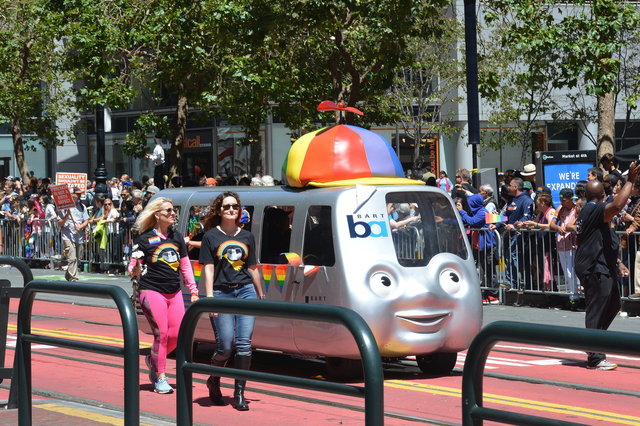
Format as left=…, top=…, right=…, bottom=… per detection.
left=139, top=102, right=482, bottom=376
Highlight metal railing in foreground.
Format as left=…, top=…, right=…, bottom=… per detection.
left=461, top=320, right=640, bottom=425
left=13, top=280, right=139, bottom=425
left=175, top=298, right=384, bottom=426
left=0, top=255, right=34, bottom=409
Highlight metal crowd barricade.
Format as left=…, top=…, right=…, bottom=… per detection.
left=471, top=228, right=575, bottom=304
left=13, top=280, right=139, bottom=425
left=391, top=225, right=423, bottom=260
left=0, top=217, right=134, bottom=271
left=461, top=321, right=640, bottom=425
left=175, top=298, right=384, bottom=426
left=471, top=227, right=640, bottom=307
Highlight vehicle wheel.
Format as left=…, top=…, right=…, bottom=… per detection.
left=416, top=352, right=458, bottom=375
left=325, top=357, right=363, bottom=380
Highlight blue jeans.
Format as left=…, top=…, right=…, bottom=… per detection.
left=209, top=283, right=257, bottom=361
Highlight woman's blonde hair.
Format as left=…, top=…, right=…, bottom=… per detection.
left=134, top=197, right=172, bottom=234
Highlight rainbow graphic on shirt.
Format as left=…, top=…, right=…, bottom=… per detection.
left=260, top=264, right=274, bottom=292
left=216, top=240, right=249, bottom=259
left=148, top=236, right=161, bottom=244
left=151, top=243, right=180, bottom=271
left=485, top=213, right=508, bottom=224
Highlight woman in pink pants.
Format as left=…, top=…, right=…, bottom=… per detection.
left=129, top=197, right=199, bottom=394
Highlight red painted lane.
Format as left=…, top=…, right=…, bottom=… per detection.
left=463, top=344, right=640, bottom=393
left=4, top=301, right=640, bottom=424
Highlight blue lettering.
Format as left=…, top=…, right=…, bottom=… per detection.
left=368, top=221, right=388, bottom=237
left=347, top=215, right=388, bottom=238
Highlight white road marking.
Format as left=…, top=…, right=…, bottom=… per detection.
left=6, top=335, right=56, bottom=350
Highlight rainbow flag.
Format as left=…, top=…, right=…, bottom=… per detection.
left=191, top=261, right=203, bottom=281
left=485, top=213, right=507, bottom=224
left=260, top=264, right=274, bottom=292
left=275, top=265, right=287, bottom=292
left=282, top=252, right=302, bottom=267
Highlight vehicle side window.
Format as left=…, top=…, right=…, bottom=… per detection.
left=303, top=206, right=335, bottom=266
left=186, top=205, right=207, bottom=260
left=240, top=206, right=254, bottom=232
left=260, top=206, right=294, bottom=264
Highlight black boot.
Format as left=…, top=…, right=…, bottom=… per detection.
left=206, top=357, right=227, bottom=406
left=233, top=354, right=251, bottom=411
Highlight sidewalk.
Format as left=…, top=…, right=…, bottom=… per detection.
left=0, top=398, right=176, bottom=426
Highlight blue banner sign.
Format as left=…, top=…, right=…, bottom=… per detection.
left=537, top=150, right=596, bottom=207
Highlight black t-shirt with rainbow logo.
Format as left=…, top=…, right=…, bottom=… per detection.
left=199, top=227, right=256, bottom=287
left=133, top=228, right=188, bottom=294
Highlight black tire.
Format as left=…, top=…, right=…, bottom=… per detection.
left=416, top=352, right=457, bottom=375
left=325, top=357, right=363, bottom=380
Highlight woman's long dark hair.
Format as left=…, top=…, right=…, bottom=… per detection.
left=202, top=191, right=241, bottom=230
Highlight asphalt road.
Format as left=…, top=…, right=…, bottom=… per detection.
left=1, top=265, right=639, bottom=334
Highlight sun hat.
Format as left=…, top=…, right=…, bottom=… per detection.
left=521, top=164, right=536, bottom=177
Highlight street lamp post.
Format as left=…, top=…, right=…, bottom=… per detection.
left=94, top=105, right=109, bottom=198
left=464, top=0, right=480, bottom=171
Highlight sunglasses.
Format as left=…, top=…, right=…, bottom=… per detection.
left=104, top=203, right=112, bottom=206
left=161, top=208, right=177, bottom=214
left=221, top=204, right=240, bottom=211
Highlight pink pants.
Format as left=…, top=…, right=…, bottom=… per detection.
left=139, top=289, right=185, bottom=374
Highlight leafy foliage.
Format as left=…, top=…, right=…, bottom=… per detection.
left=0, top=0, right=75, bottom=180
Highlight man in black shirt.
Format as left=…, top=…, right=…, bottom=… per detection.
left=575, top=161, right=638, bottom=370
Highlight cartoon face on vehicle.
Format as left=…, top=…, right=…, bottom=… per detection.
left=339, top=191, right=482, bottom=356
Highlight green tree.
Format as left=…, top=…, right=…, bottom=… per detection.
left=382, top=18, right=465, bottom=170
left=479, top=0, right=565, bottom=167
left=234, top=0, right=452, bottom=131
left=481, top=0, right=640, bottom=163
left=0, top=0, right=72, bottom=181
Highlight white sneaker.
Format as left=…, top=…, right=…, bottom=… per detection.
left=587, top=359, right=617, bottom=370
left=154, top=377, right=173, bottom=394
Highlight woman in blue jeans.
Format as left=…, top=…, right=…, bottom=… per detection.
left=199, top=191, right=265, bottom=411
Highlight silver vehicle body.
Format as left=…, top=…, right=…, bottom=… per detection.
left=139, top=185, right=482, bottom=360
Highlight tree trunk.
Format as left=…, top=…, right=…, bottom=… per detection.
left=168, top=93, right=188, bottom=185
left=597, top=91, right=615, bottom=162
left=10, top=118, right=30, bottom=182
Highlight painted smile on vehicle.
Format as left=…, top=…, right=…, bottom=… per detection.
left=395, top=310, right=451, bottom=333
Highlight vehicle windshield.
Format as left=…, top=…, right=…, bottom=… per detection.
left=386, top=192, right=467, bottom=266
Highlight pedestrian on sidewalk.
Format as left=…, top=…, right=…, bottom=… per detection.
left=129, top=197, right=199, bottom=394
left=54, top=187, right=90, bottom=282
left=575, top=161, right=639, bottom=371
left=199, top=191, right=265, bottom=411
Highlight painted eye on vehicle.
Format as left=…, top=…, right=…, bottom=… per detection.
left=369, top=271, right=395, bottom=297
left=439, top=268, right=462, bottom=294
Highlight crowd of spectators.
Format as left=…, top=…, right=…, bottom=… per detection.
left=417, top=153, right=638, bottom=311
